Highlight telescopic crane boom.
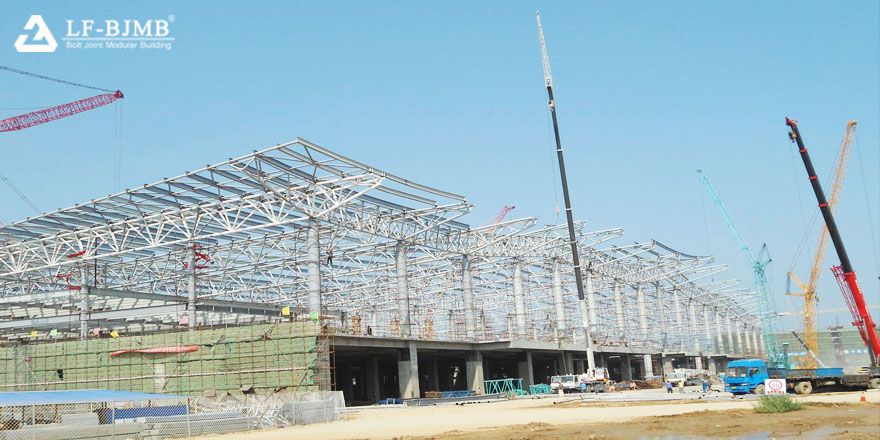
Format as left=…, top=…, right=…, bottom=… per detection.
left=786, top=117, right=880, bottom=367
left=787, top=120, right=856, bottom=369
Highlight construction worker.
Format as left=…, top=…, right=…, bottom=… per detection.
left=665, top=380, right=673, bottom=394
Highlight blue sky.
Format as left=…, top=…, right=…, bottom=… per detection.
left=1, top=1, right=878, bottom=330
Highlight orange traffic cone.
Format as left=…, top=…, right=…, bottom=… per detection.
left=859, top=392, right=867, bottom=403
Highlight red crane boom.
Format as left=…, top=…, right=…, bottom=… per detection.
left=0, top=90, right=123, bottom=132
left=786, top=117, right=880, bottom=367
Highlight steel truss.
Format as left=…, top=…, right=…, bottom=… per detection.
left=0, top=138, right=760, bottom=355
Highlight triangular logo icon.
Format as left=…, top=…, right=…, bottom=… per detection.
left=14, top=15, right=58, bottom=53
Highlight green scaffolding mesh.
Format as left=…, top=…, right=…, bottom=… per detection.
left=0, top=321, right=331, bottom=396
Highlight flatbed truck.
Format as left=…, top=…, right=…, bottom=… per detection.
left=723, top=358, right=880, bottom=395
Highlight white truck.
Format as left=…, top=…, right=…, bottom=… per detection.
left=550, top=368, right=610, bottom=393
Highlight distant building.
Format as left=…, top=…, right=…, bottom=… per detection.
left=775, top=326, right=878, bottom=369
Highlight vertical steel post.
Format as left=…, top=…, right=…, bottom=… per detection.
left=462, top=256, right=476, bottom=340
left=396, top=243, right=411, bottom=337
left=307, top=221, right=322, bottom=317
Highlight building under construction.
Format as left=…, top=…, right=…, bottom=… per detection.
left=0, top=138, right=764, bottom=405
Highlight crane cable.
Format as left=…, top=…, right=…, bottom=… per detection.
left=0, top=169, right=41, bottom=225
left=854, top=131, right=880, bottom=281
left=0, top=65, right=113, bottom=93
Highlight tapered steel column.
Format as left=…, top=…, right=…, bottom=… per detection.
left=462, top=256, right=476, bottom=340
left=396, top=243, right=411, bottom=337
left=513, top=260, right=526, bottom=338
left=307, top=222, right=322, bottom=316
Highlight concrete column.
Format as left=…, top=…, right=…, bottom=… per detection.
left=462, top=256, right=476, bottom=340
left=517, top=351, right=534, bottom=389
left=187, top=248, right=197, bottom=331
left=307, top=222, right=321, bottom=316
left=574, top=359, right=584, bottom=374
left=643, top=354, right=654, bottom=379
left=367, top=356, right=381, bottom=402
left=465, top=351, right=485, bottom=394
left=397, top=343, right=420, bottom=399
left=758, top=331, right=765, bottom=356
left=512, top=260, right=526, bottom=338
left=563, top=352, right=575, bottom=374
left=673, top=289, right=684, bottom=351
left=613, top=279, right=624, bottom=331
left=734, top=318, right=744, bottom=355
left=688, top=301, right=701, bottom=352
left=395, top=244, right=411, bottom=337
left=552, top=260, right=566, bottom=335
left=620, top=355, right=633, bottom=381
left=694, top=356, right=704, bottom=370
left=707, top=357, right=717, bottom=375
left=583, top=270, right=597, bottom=369
left=430, top=357, right=440, bottom=391
left=662, top=356, right=674, bottom=378
left=715, top=310, right=725, bottom=353
left=637, top=285, right=648, bottom=344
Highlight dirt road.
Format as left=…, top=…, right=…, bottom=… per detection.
left=192, top=390, right=880, bottom=440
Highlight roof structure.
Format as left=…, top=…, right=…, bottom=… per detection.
left=0, top=138, right=761, bottom=354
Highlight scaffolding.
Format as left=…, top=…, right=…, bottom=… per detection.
left=0, top=321, right=332, bottom=396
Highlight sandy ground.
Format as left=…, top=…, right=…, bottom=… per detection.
left=190, top=389, right=880, bottom=440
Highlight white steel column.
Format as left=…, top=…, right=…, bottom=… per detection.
left=586, top=269, right=598, bottom=326
left=79, top=267, right=89, bottom=339
left=637, top=285, right=648, bottom=344
left=513, top=260, right=526, bottom=338
left=613, top=280, right=624, bottom=332
left=725, top=313, right=735, bottom=354
left=552, top=260, right=566, bottom=335
left=744, top=325, right=753, bottom=354
left=734, top=318, right=744, bottom=355
left=689, top=301, right=701, bottom=352
left=396, top=243, right=411, bottom=337
left=307, top=222, right=322, bottom=316
left=703, top=305, right=714, bottom=352
left=673, top=289, right=685, bottom=351
left=583, top=269, right=596, bottom=370
left=462, top=256, right=476, bottom=340
left=715, top=309, right=725, bottom=353
left=187, top=247, right=197, bottom=331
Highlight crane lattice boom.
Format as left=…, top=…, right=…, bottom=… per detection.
left=698, top=169, right=781, bottom=364
left=0, top=90, right=123, bottom=133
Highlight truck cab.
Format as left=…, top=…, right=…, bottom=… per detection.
left=724, top=359, right=769, bottom=394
